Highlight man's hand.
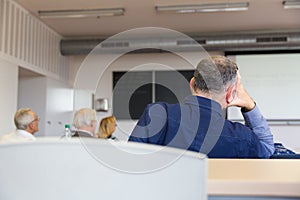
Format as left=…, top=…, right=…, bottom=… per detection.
left=228, top=72, right=255, bottom=112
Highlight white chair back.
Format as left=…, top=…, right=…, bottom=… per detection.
left=0, top=138, right=207, bottom=200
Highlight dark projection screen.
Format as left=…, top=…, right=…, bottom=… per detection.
left=113, top=70, right=194, bottom=119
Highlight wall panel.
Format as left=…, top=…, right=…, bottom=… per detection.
left=0, top=0, right=69, bottom=82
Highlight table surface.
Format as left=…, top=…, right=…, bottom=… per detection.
left=208, top=159, right=300, bottom=197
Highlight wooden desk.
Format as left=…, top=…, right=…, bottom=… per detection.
left=208, top=159, right=300, bottom=198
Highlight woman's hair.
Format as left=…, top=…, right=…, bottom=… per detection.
left=97, top=116, right=116, bottom=139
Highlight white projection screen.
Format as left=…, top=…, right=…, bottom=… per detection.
left=227, top=53, right=300, bottom=121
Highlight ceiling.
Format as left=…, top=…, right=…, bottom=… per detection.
left=14, top=0, right=300, bottom=38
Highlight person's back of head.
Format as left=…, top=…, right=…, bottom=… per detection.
left=193, top=56, right=238, bottom=94
left=191, top=56, right=238, bottom=108
left=73, top=108, right=97, bottom=135
left=97, top=116, right=116, bottom=139
left=14, top=108, right=39, bottom=135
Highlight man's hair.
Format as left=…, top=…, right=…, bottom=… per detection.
left=73, top=108, right=97, bottom=129
left=14, top=108, right=34, bottom=130
left=193, top=56, right=238, bottom=93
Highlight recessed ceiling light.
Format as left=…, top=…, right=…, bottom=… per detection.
left=156, top=2, right=249, bottom=13
left=38, top=8, right=125, bottom=19
left=283, top=0, right=300, bottom=9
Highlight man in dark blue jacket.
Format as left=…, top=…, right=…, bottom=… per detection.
left=129, top=56, right=274, bottom=158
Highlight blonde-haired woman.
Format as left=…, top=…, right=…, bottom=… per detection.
left=97, top=116, right=117, bottom=140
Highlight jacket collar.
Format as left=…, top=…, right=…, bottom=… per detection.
left=184, top=95, right=223, bottom=116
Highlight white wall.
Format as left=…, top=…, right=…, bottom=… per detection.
left=0, top=58, right=18, bottom=134
left=45, top=77, right=73, bottom=136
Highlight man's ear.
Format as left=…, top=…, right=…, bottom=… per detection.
left=226, top=84, right=236, bottom=104
left=189, top=77, right=196, bottom=94
left=27, top=123, right=34, bottom=132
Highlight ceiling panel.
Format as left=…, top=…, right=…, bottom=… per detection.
left=13, top=0, right=300, bottom=38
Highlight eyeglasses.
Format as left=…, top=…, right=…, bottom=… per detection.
left=30, top=116, right=40, bottom=124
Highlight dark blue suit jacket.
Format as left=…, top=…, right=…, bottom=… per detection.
left=129, top=95, right=272, bottom=158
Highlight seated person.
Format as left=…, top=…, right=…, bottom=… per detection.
left=129, top=56, right=274, bottom=158
left=72, top=108, right=97, bottom=138
left=97, top=116, right=117, bottom=140
left=0, top=108, right=39, bottom=142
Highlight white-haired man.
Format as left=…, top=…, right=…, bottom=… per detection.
left=72, top=108, right=97, bottom=138
left=0, top=108, right=39, bottom=142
